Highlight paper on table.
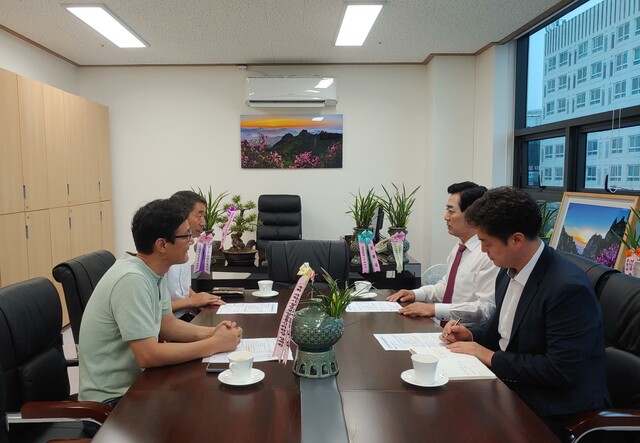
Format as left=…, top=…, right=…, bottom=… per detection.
left=346, top=301, right=401, bottom=312
left=203, top=338, right=293, bottom=363
left=410, top=345, right=496, bottom=380
left=374, top=333, right=445, bottom=350
left=216, top=303, right=278, bottom=314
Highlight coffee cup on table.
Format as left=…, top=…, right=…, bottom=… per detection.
left=354, top=280, right=372, bottom=295
left=257, top=280, right=273, bottom=295
left=411, top=353, right=439, bottom=385
left=227, top=351, right=254, bottom=382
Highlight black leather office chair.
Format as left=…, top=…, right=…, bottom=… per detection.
left=557, top=251, right=620, bottom=298
left=564, top=271, right=640, bottom=442
left=0, top=278, right=110, bottom=442
left=267, top=240, right=349, bottom=290
left=254, top=195, right=302, bottom=265
left=52, top=250, right=116, bottom=348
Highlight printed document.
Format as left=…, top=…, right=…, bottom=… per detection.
left=347, top=301, right=401, bottom=312
left=203, top=338, right=293, bottom=363
left=216, top=303, right=278, bottom=314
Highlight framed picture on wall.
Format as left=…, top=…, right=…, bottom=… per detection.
left=550, top=192, right=640, bottom=270
left=240, top=114, right=343, bottom=169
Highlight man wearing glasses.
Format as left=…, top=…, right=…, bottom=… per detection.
left=79, top=199, right=242, bottom=435
left=167, top=190, right=224, bottom=322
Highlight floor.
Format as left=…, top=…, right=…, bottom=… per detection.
left=62, top=326, right=79, bottom=395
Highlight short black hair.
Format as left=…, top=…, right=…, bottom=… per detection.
left=464, top=186, right=541, bottom=244
left=170, top=190, right=206, bottom=215
left=447, top=181, right=488, bottom=212
left=131, top=199, right=187, bottom=254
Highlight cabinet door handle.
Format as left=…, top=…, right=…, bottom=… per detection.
left=25, top=224, right=29, bottom=240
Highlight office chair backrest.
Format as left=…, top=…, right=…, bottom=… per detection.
left=256, top=195, right=302, bottom=262
left=0, top=278, right=70, bottom=411
left=267, top=240, right=349, bottom=289
left=598, top=271, right=640, bottom=356
left=557, top=251, right=619, bottom=298
left=52, top=249, right=116, bottom=345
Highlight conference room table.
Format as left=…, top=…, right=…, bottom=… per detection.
left=92, top=289, right=559, bottom=442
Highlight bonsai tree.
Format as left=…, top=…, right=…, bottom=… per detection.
left=217, top=195, right=258, bottom=252
left=194, top=187, right=228, bottom=233
left=346, top=188, right=379, bottom=230
left=378, top=183, right=420, bottom=229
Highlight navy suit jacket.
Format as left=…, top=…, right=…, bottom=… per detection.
left=472, top=245, right=608, bottom=418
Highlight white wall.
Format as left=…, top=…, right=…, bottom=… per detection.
left=0, top=28, right=516, bottom=270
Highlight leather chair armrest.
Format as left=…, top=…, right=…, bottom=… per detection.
left=565, top=409, right=640, bottom=440
left=21, top=400, right=112, bottom=424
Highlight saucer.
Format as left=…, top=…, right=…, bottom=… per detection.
left=355, top=291, right=377, bottom=299
left=252, top=290, right=278, bottom=298
left=401, top=369, right=448, bottom=388
left=218, top=368, right=265, bottom=386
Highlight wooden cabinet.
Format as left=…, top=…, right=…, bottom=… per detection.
left=0, top=68, right=24, bottom=215
left=100, top=201, right=115, bottom=252
left=97, top=104, right=113, bottom=201
left=43, top=84, right=69, bottom=208
left=25, top=210, right=53, bottom=279
left=69, top=203, right=102, bottom=258
left=0, top=213, right=29, bottom=286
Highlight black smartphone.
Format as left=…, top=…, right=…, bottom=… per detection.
left=206, top=363, right=227, bottom=373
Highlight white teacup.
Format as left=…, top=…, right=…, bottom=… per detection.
left=257, top=280, right=274, bottom=294
left=354, top=280, right=372, bottom=295
left=411, top=353, right=439, bottom=385
left=227, top=351, right=254, bottom=382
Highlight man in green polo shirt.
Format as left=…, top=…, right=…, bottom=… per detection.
left=79, top=199, right=242, bottom=433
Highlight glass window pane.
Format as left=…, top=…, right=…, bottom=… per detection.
left=526, top=0, right=640, bottom=128
left=524, top=136, right=566, bottom=187
left=584, top=126, right=640, bottom=191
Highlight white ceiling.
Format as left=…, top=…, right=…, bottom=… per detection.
left=0, top=0, right=567, bottom=66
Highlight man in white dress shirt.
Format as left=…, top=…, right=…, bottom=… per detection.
left=167, top=191, right=224, bottom=322
left=387, top=182, right=498, bottom=327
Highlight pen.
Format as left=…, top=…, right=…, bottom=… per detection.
left=442, top=317, right=461, bottom=340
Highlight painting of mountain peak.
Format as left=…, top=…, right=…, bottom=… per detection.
left=241, top=114, right=343, bottom=169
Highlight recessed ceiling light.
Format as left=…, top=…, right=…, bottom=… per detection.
left=65, top=4, right=147, bottom=48
left=335, top=4, right=383, bottom=46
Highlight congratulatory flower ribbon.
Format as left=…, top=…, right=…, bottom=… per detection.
left=272, top=263, right=315, bottom=364
left=357, top=230, right=381, bottom=274
left=390, top=231, right=405, bottom=273
left=219, top=206, right=237, bottom=250
left=193, top=232, right=214, bottom=274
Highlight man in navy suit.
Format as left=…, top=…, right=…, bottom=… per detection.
left=441, top=187, right=608, bottom=440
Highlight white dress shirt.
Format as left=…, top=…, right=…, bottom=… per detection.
left=497, top=241, right=545, bottom=351
left=413, top=235, right=498, bottom=327
left=166, top=262, right=192, bottom=318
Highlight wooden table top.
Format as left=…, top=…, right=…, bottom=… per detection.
left=92, top=289, right=559, bottom=442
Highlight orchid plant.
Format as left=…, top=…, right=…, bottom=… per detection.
left=308, top=269, right=356, bottom=319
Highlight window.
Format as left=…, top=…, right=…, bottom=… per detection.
left=578, top=41, right=589, bottom=59
left=546, top=101, right=555, bottom=116
left=577, top=67, right=587, bottom=84
left=591, top=61, right=603, bottom=79
left=576, top=92, right=586, bottom=108
left=554, top=167, right=564, bottom=181
left=612, top=137, right=623, bottom=154
left=547, top=56, right=557, bottom=72
left=559, top=50, right=569, bottom=66
left=634, top=77, right=640, bottom=95
left=544, top=145, right=553, bottom=159
left=635, top=47, right=640, bottom=65
left=557, top=97, right=567, bottom=113
left=558, top=74, right=568, bottom=90
left=629, top=164, right=640, bottom=181
left=615, top=80, right=627, bottom=99
left=547, top=79, right=556, bottom=94
left=555, top=144, right=564, bottom=158
left=586, top=166, right=597, bottom=182
left=590, top=88, right=601, bottom=105
left=592, top=34, right=604, bottom=52
left=637, top=17, right=640, bottom=35
left=616, top=52, right=628, bottom=71
left=617, top=22, right=630, bottom=42
left=630, top=135, right=640, bottom=153
left=544, top=168, right=553, bottom=180
left=610, top=165, right=622, bottom=182
left=587, top=140, right=598, bottom=156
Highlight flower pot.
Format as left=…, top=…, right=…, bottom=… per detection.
left=386, top=227, right=410, bottom=264
left=222, top=250, right=257, bottom=266
left=350, top=227, right=372, bottom=265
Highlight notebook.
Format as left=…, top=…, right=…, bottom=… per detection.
left=208, top=287, right=245, bottom=298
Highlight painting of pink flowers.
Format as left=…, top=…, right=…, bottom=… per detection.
left=240, top=114, right=343, bottom=169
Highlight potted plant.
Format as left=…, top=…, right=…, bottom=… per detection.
left=346, top=188, right=379, bottom=231
left=537, top=200, right=558, bottom=244
left=612, top=206, right=640, bottom=275
left=378, top=183, right=420, bottom=232
left=194, top=187, right=228, bottom=234
left=217, top=195, right=258, bottom=265
left=291, top=269, right=356, bottom=378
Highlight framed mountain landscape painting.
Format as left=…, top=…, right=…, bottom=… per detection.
left=550, top=192, right=640, bottom=270
left=240, top=114, right=343, bottom=169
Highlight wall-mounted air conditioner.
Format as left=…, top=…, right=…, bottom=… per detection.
left=245, top=77, right=337, bottom=108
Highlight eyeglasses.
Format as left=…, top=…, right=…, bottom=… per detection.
left=173, top=229, right=193, bottom=240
